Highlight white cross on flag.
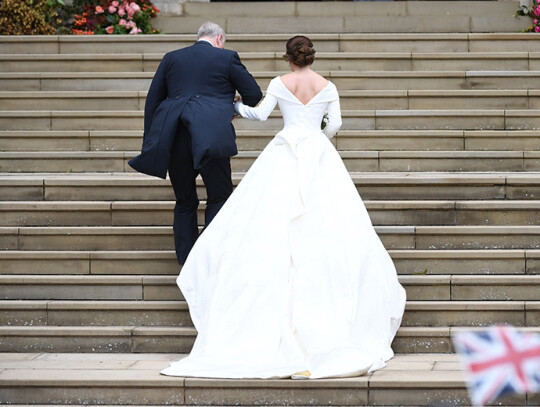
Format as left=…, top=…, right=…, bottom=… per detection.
left=453, top=325, right=540, bottom=406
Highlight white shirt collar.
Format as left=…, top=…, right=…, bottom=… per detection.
left=199, top=39, right=214, bottom=47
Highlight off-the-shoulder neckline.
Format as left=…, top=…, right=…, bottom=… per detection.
left=276, top=76, right=332, bottom=106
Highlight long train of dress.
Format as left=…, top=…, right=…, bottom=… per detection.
left=160, top=77, right=406, bottom=379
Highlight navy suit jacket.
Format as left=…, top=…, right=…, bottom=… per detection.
left=128, top=41, right=262, bottom=179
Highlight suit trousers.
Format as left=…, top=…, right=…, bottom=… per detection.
left=168, top=123, right=233, bottom=265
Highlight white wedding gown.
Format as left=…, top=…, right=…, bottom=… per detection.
left=160, top=77, right=406, bottom=379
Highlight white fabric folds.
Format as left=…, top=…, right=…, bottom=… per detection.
left=160, top=77, right=406, bottom=379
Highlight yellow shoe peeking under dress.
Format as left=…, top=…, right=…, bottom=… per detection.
left=291, top=370, right=311, bottom=380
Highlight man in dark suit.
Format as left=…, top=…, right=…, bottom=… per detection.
left=129, top=22, right=262, bottom=265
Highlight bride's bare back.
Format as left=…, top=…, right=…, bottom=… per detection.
left=280, top=69, right=329, bottom=106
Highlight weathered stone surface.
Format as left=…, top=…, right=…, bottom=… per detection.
left=0, top=275, right=143, bottom=300
left=0, top=301, right=48, bottom=326
left=90, top=251, right=178, bottom=275
left=132, top=327, right=196, bottom=353
left=452, top=276, right=540, bottom=300
left=527, top=302, right=540, bottom=326
left=228, top=17, right=345, bottom=34
left=0, top=326, right=133, bottom=353
left=399, top=276, right=450, bottom=301
left=344, top=16, right=470, bottom=33
left=46, top=300, right=191, bottom=327
left=465, top=130, right=540, bottom=151
left=369, top=370, right=469, bottom=406
left=0, top=251, right=89, bottom=275
left=143, top=276, right=184, bottom=300
left=0, top=368, right=185, bottom=404
left=403, top=301, right=525, bottom=327
left=456, top=201, right=540, bottom=225
left=18, top=226, right=174, bottom=251
left=411, top=53, right=528, bottom=72
left=184, top=377, right=368, bottom=406
left=416, top=226, right=540, bottom=250
left=0, top=227, right=19, bottom=250
left=391, top=249, right=525, bottom=275
left=392, top=328, right=452, bottom=354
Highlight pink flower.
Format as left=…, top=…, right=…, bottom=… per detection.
left=118, top=7, right=125, bottom=16
left=127, top=7, right=135, bottom=17
left=105, top=25, right=114, bottom=34
left=108, top=6, right=116, bottom=13
left=536, top=26, right=540, bottom=32
left=119, top=18, right=127, bottom=26
left=130, top=2, right=140, bottom=12
left=95, top=5, right=104, bottom=13
left=129, top=27, right=141, bottom=35
left=125, top=20, right=135, bottom=28
left=111, top=0, right=119, bottom=6
left=534, top=18, right=538, bottom=24
left=534, top=6, right=540, bottom=16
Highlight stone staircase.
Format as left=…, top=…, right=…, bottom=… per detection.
left=1, top=9, right=540, bottom=406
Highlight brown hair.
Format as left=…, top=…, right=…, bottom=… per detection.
left=283, top=35, right=316, bottom=67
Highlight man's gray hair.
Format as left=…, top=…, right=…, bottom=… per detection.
left=197, top=21, right=226, bottom=41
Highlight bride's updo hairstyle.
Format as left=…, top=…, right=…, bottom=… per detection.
left=283, top=35, right=316, bottom=67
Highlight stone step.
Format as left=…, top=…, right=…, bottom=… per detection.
left=0, top=353, right=480, bottom=406
left=2, top=109, right=539, bottom=132
left=2, top=89, right=539, bottom=111
left=155, top=15, right=527, bottom=35
left=179, top=1, right=520, bottom=20
left=6, top=200, right=540, bottom=227
left=0, top=274, right=538, bottom=301
left=0, top=52, right=536, bottom=73
left=1, top=150, right=539, bottom=173
left=0, top=299, right=537, bottom=327
left=3, top=32, right=540, bottom=54
left=0, top=249, right=533, bottom=276
left=0, top=351, right=532, bottom=405
left=1, top=352, right=531, bottom=406
left=1, top=326, right=539, bottom=355
left=152, top=1, right=528, bottom=34
left=0, top=225, right=405, bottom=251
left=3, top=129, right=540, bottom=153
left=5, top=71, right=540, bottom=91
left=3, top=172, right=538, bottom=201
left=4, top=225, right=540, bottom=251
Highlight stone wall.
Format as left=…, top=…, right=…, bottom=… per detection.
left=152, top=1, right=529, bottom=33
left=153, top=0, right=209, bottom=16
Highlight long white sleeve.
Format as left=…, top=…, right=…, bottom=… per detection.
left=323, top=98, right=342, bottom=139
left=234, top=92, right=278, bottom=121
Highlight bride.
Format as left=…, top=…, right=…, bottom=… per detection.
left=160, top=35, right=406, bottom=380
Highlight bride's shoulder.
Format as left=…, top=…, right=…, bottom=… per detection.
left=267, top=76, right=283, bottom=94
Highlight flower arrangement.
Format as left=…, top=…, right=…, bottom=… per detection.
left=515, top=0, right=540, bottom=32
left=72, top=0, right=159, bottom=35
left=321, top=114, right=329, bottom=130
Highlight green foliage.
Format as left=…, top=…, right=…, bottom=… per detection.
left=0, top=0, right=160, bottom=35
left=0, top=0, right=56, bottom=35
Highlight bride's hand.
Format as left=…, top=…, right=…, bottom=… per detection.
left=233, top=96, right=242, bottom=120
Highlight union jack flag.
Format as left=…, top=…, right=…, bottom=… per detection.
left=453, top=326, right=540, bottom=406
